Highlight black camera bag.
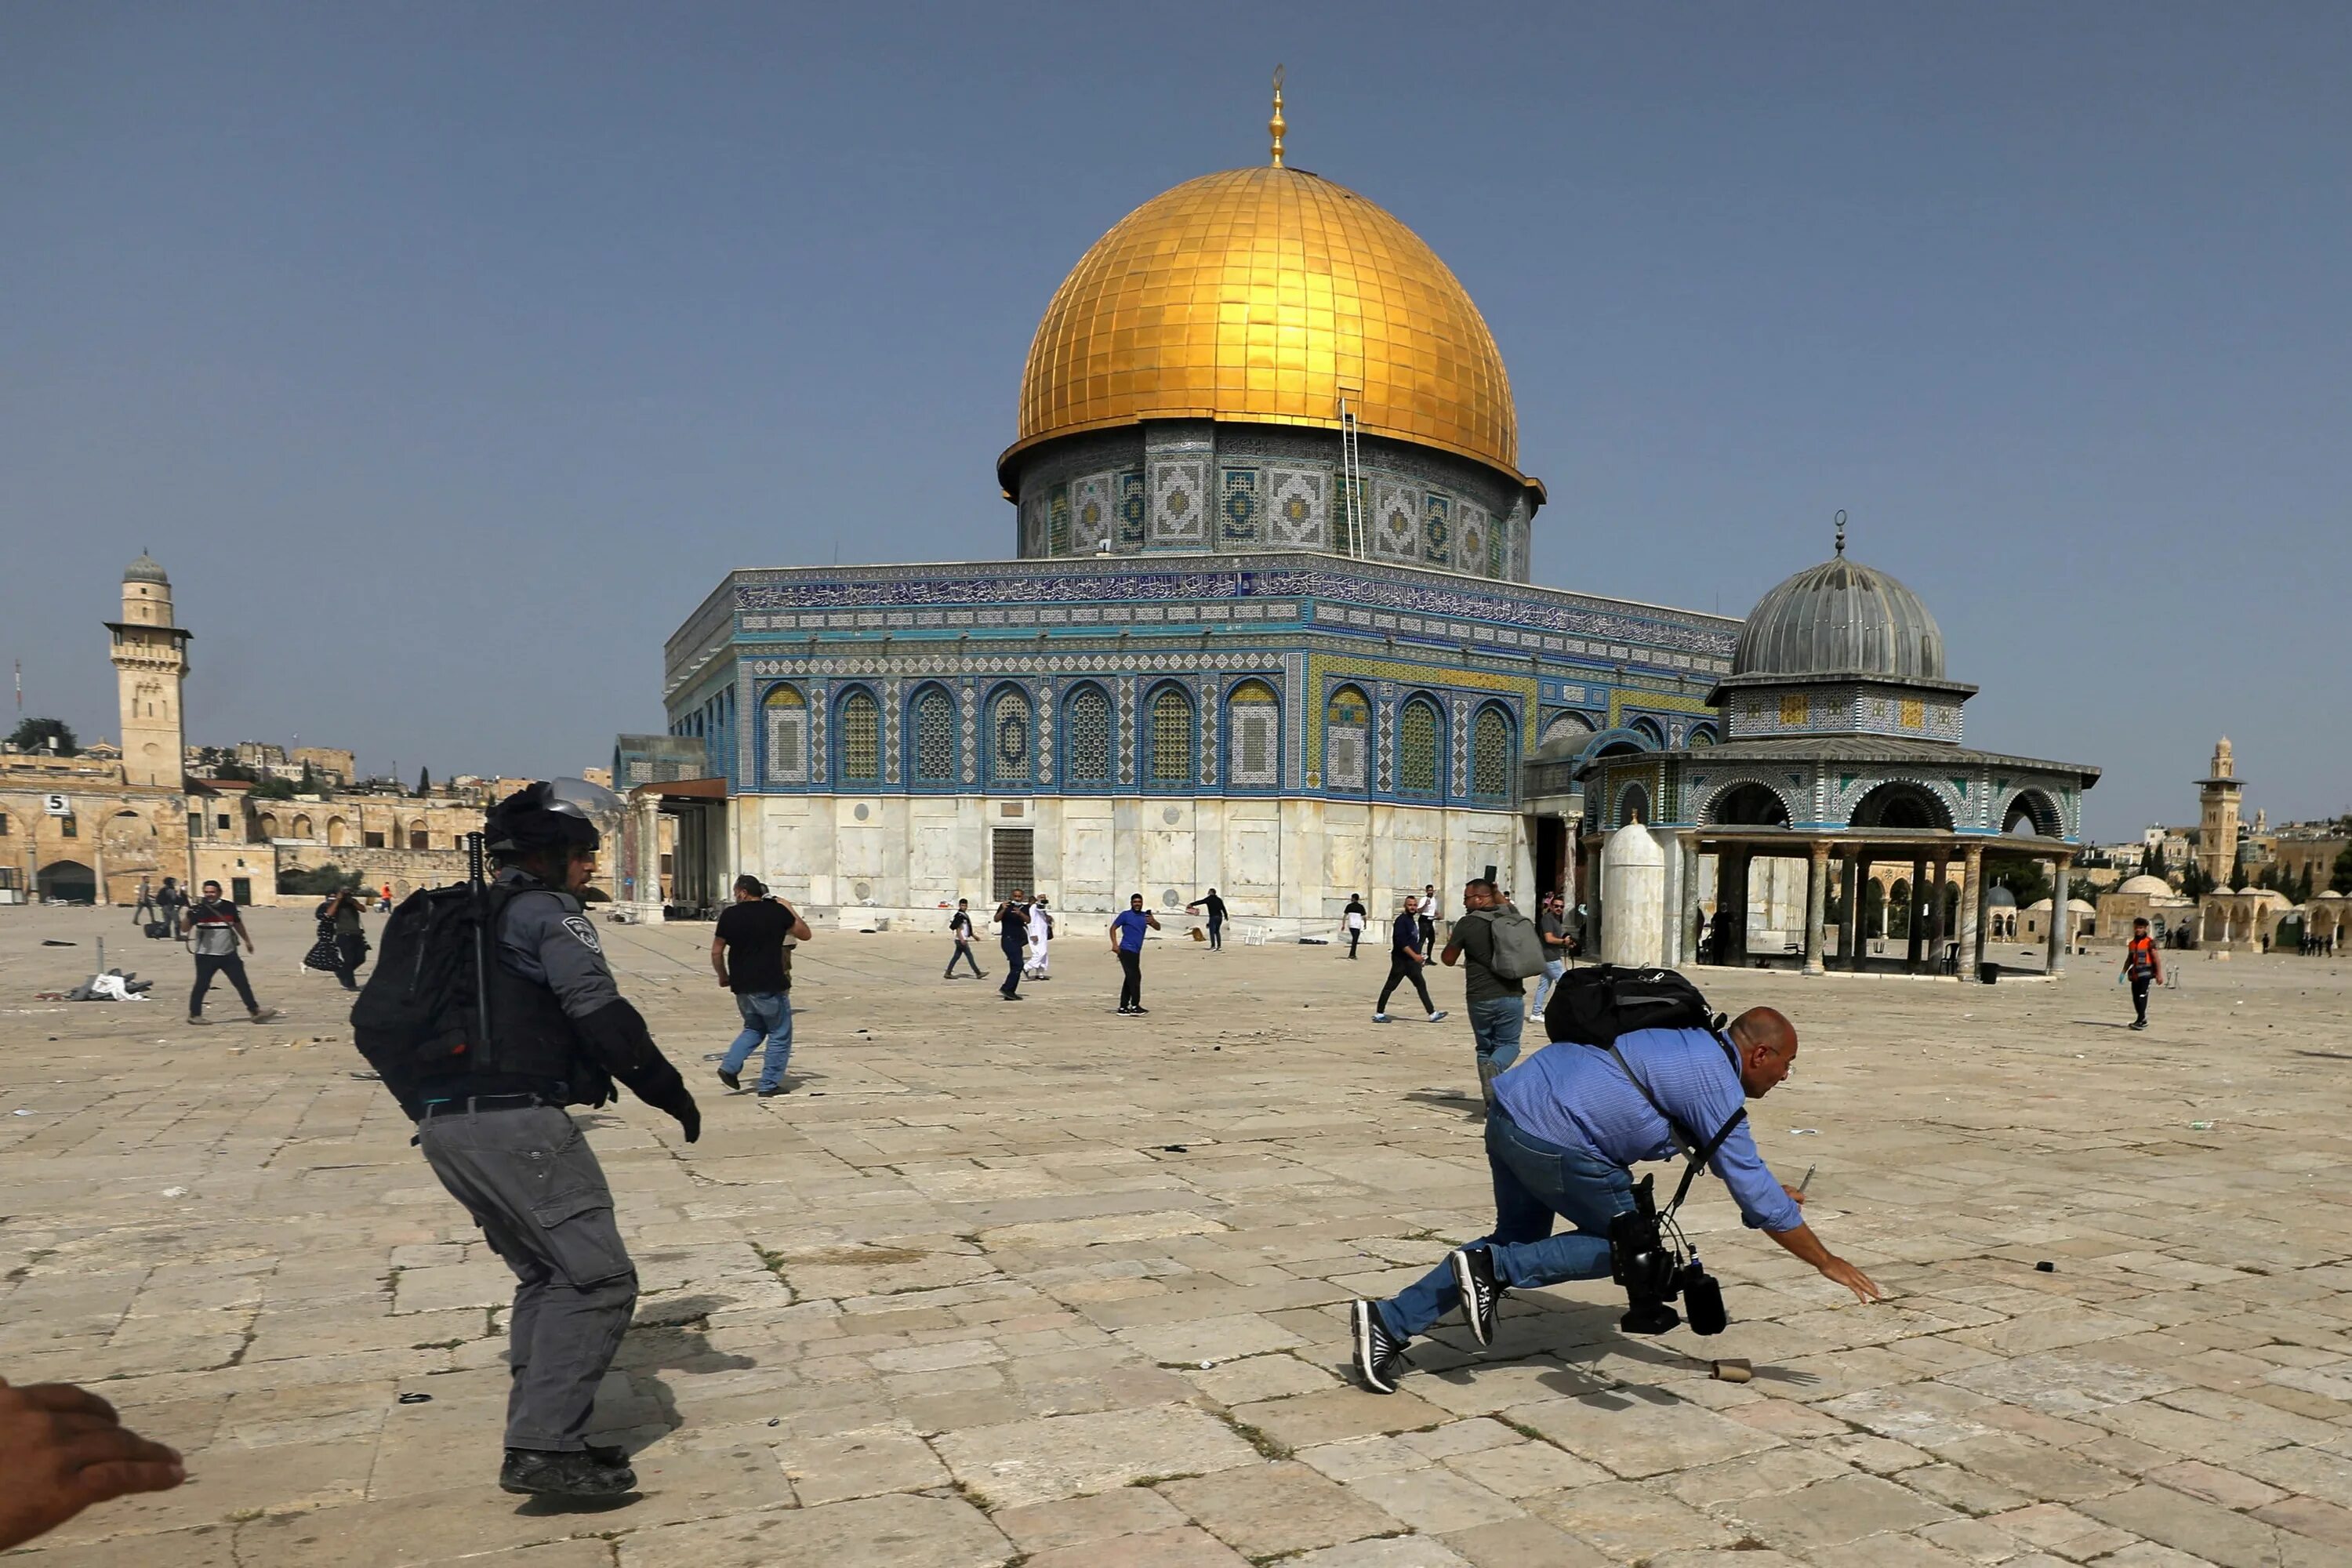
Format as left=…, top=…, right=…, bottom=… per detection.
left=1541, top=964, right=1722, bottom=1047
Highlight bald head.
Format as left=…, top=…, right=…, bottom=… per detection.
left=1728, top=1007, right=1799, bottom=1097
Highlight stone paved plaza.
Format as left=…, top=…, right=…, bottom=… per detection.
left=5, top=906, right=2352, bottom=1567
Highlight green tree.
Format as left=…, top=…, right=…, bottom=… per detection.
left=249, top=775, right=296, bottom=800
left=6, top=717, right=78, bottom=755
left=212, top=759, right=257, bottom=782
left=2181, top=863, right=2215, bottom=902
left=1986, top=855, right=2053, bottom=910
left=298, top=760, right=322, bottom=795
left=2332, top=844, right=2352, bottom=896
left=277, top=862, right=365, bottom=897
left=416, top=765, right=431, bottom=797
left=2144, top=841, right=2167, bottom=879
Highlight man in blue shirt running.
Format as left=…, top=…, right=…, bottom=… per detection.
left=1109, top=894, right=1160, bottom=1015
left=1352, top=1007, right=1882, bottom=1393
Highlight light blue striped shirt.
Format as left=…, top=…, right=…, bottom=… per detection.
left=1492, top=1025, right=1803, bottom=1232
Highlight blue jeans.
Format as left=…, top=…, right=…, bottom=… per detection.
left=1377, top=1111, right=1635, bottom=1339
left=1528, top=958, right=1568, bottom=1018
left=1467, top=995, right=1525, bottom=1073
left=722, top=992, right=793, bottom=1091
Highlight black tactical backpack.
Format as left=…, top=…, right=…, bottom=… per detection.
left=350, top=880, right=495, bottom=1092
left=1541, top=964, right=1724, bottom=1047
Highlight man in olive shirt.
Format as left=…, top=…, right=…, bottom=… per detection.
left=1442, top=879, right=1524, bottom=1106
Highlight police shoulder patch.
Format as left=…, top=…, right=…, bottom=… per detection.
left=562, top=915, right=603, bottom=954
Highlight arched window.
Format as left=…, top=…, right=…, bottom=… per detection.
left=1325, top=686, right=1370, bottom=791
left=1227, top=679, right=1279, bottom=787
left=987, top=687, right=1032, bottom=787
left=1065, top=684, right=1112, bottom=786
left=838, top=689, right=880, bottom=785
left=912, top=686, right=956, bottom=785
left=292, top=814, right=314, bottom=839
left=1617, top=782, right=1650, bottom=825
left=764, top=684, right=808, bottom=784
left=408, top=819, right=429, bottom=850
left=1397, top=697, right=1442, bottom=799
left=259, top=813, right=281, bottom=839
left=327, top=816, right=350, bottom=848
left=1470, top=705, right=1512, bottom=802
left=1147, top=684, right=1195, bottom=789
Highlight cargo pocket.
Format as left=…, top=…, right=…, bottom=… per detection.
left=531, top=1186, right=635, bottom=1288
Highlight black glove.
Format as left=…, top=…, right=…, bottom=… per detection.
left=633, top=1070, right=701, bottom=1143
left=670, top=1092, right=701, bottom=1144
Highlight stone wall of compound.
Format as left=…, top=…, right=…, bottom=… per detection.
left=728, top=793, right=1531, bottom=938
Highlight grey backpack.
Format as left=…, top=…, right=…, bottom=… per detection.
left=1475, top=906, right=1549, bottom=981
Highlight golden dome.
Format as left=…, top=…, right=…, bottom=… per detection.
left=1005, top=164, right=1523, bottom=483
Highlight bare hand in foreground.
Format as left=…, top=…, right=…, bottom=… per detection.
left=1780, top=1184, right=1807, bottom=1207
left=1819, top=1257, right=1885, bottom=1304
left=0, top=1378, right=186, bottom=1550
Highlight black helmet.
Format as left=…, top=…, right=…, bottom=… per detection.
left=485, top=781, right=601, bottom=856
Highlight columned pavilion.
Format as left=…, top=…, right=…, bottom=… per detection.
left=1577, top=526, right=2100, bottom=980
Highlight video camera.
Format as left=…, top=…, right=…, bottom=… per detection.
left=1606, top=1174, right=1728, bottom=1337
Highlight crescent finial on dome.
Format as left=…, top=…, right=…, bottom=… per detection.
left=1269, top=65, right=1286, bottom=168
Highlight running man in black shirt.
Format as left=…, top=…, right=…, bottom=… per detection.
left=945, top=898, right=985, bottom=978
left=1185, top=889, right=1229, bottom=950
left=711, top=876, right=811, bottom=1096
left=1374, top=895, right=1447, bottom=1025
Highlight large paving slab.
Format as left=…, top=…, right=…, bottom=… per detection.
left=5, top=905, right=2352, bottom=1565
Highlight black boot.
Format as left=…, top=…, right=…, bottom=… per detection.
left=499, top=1446, right=637, bottom=1497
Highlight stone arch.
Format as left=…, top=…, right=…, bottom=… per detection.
left=1324, top=684, right=1372, bottom=792
left=1581, top=726, right=1653, bottom=761
left=327, top=815, right=351, bottom=848
left=2002, top=787, right=2063, bottom=839
left=1062, top=681, right=1113, bottom=788
left=407, top=818, right=430, bottom=850
left=292, top=814, right=314, bottom=839
left=1706, top=780, right=1792, bottom=827
left=1617, top=782, right=1651, bottom=826
left=1629, top=716, right=1668, bottom=748
left=1687, top=722, right=1719, bottom=748
left=259, top=812, right=281, bottom=839
left=1539, top=710, right=1598, bottom=750
left=37, top=858, right=96, bottom=902
left=1848, top=780, right=1955, bottom=832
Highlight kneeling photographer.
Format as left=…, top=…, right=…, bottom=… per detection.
left=1352, top=975, right=1881, bottom=1394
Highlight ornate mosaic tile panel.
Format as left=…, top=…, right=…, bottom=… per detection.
left=1450, top=694, right=1471, bottom=797
left=985, top=686, right=1030, bottom=786
left=882, top=677, right=902, bottom=785
left=1115, top=471, right=1146, bottom=550
left=1457, top=502, right=1489, bottom=577
left=808, top=681, right=828, bottom=783
left=763, top=684, right=808, bottom=784
left=1472, top=705, right=1511, bottom=799
left=1324, top=684, right=1370, bottom=789
left=1071, top=474, right=1111, bottom=554
left=1116, top=679, right=1136, bottom=786
left=1065, top=684, right=1111, bottom=785
left=1035, top=679, right=1054, bottom=784
left=1148, top=684, right=1193, bottom=786
left=1048, top=485, right=1071, bottom=557
left=1399, top=697, right=1441, bottom=797
left=1372, top=479, right=1421, bottom=563
left=1198, top=678, right=1220, bottom=786
left=838, top=689, right=879, bottom=785
left=959, top=682, right=978, bottom=784
left=1269, top=467, right=1327, bottom=546
left=1151, top=459, right=1208, bottom=543
left=1222, top=679, right=1279, bottom=787
left=1219, top=468, right=1261, bottom=545
left=1422, top=492, right=1450, bottom=565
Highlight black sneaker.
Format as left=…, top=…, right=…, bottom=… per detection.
left=717, top=1066, right=741, bottom=1091
left=1450, top=1246, right=1503, bottom=1346
left=1352, top=1300, right=1406, bottom=1394
left=499, top=1446, right=637, bottom=1498
left=583, top=1442, right=635, bottom=1479
left=1129, top=1006, right=1150, bottom=1015
left=757, top=1084, right=792, bottom=1098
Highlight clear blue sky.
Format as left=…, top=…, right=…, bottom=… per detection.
left=5, top=3, right=2345, bottom=836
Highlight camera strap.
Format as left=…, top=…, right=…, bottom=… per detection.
left=1602, top=1039, right=1749, bottom=1218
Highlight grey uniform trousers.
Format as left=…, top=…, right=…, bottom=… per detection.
left=417, top=1104, right=637, bottom=1452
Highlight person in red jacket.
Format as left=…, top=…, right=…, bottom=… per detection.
left=2121, top=917, right=2163, bottom=1031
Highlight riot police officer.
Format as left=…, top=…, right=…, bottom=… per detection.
left=408, top=782, right=700, bottom=1499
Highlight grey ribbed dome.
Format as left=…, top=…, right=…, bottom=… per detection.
left=123, top=553, right=169, bottom=585
left=1732, top=555, right=1945, bottom=682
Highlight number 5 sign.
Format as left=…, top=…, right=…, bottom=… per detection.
left=43, top=793, right=71, bottom=816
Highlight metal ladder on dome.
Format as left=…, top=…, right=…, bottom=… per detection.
left=1338, top=398, right=1366, bottom=559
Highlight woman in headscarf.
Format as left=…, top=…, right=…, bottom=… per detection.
left=304, top=886, right=371, bottom=991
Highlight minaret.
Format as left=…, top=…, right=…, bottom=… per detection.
left=2195, top=736, right=2241, bottom=887
left=107, top=554, right=193, bottom=789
